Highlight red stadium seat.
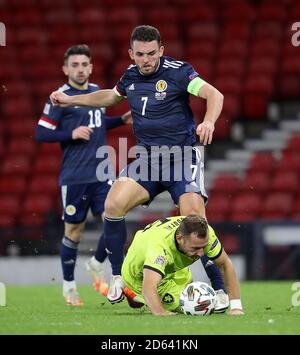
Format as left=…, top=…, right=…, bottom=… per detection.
left=0, top=214, right=17, bottom=228
left=244, top=75, right=274, bottom=95
left=186, top=23, right=219, bottom=42
left=7, top=138, right=36, bottom=156
left=107, top=7, right=140, bottom=28
left=23, top=194, right=54, bottom=216
left=13, top=8, right=42, bottom=27
left=281, top=57, right=300, bottom=75
left=2, top=155, right=31, bottom=176
left=258, top=4, right=287, bottom=22
left=213, top=114, right=233, bottom=140
left=210, top=175, right=241, bottom=196
left=0, top=62, right=21, bottom=81
left=216, top=58, right=245, bottom=77
left=219, top=39, right=248, bottom=59
left=247, top=153, right=277, bottom=174
left=182, top=5, right=217, bottom=23
left=270, top=172, right=299, bottom=194
left=284, top=135, right=300, bottom=153
left=188, top=59, right=212, bottom=81
left=77, top=8, right=106, bottom=25
left=0, top=136, right=5, bottom=158
left=222, top=94, right=241, bottom=118
left=231, top=192, right=261, bottom=221
left=223, top=22, right=251, bottom=40
left=251, top=38, right=280, bottom=57
left=4, top=81, right=29, bottom=98
left=0, top=195, right=20, bottom=217
left=261, top=193, right=293, bottom=220
left=249, top=57, right=278, bottom=76
left=8, top=120, right=36, bottom=137
left=186, top=42, right=216, bottom=61
left=214, top=76, right=242, bottom=95
left=255, top=22, right=283, bottom=40
left=28, top=175, right=59, bottom=195
left=2, top=97, right=34, bottom=117
left=206, top=194, right=230, bottom=223
left=240, top=172, right=271, bottom=194
left=291, top=196, right=300, bottom=220
left=38, top=143, right=61, bottom=156
left=19, top=214, right=47, bottom=228
left=222, top=2, right=256, bottom=21
left=279, top=75, right=300, bottom=98
left=16, top=27, right=46, bottom=46
left=0, top=176, right=27, bottom=196
left=163, top=41, right=184, bottom=59
left=243, top=94, right=270, bottom=119
left=277, top=152, right=300, bottom=173
left=33, top=155, right=61, bottom=175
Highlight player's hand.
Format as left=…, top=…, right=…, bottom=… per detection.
left=50, top=91, right=73, bottom=107
left=121, top=111, right=133, bottom=124
left=196, top=121, right=215, bottom=145
left=72, top=126, right=94, bottom=140
left=228, top=308, right=244, bottom=316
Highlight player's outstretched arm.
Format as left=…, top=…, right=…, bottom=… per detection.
left=214, top=249, right=244, bottom=316
left=196, top=83, right=224, bottom=145
left=50, top=89, right=124, bottom=108
left=142, top=269, right=176, bottom=316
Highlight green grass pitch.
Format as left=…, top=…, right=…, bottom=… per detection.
left=0, top=281, right=299, bottom=335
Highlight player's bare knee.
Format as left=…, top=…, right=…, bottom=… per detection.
left=104, top=198, right=126, bottom=217
left=65, top=223, right=83, bottom=242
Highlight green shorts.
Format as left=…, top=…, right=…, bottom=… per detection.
left=129, top=267, right=192, bottom=312
left=158, top=267, right=193, bottom=312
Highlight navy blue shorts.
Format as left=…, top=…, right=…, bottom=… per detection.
left=61, top=180, right=112, bottom=224
left=119, top=146, right=208, bottom=205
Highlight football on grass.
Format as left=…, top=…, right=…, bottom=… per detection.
left=179, top=281, right=216, bottom=316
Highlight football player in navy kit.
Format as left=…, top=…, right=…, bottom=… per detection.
left=50, top=26, right=229, bottom=313
left=35, top=44, right=131, bottom=305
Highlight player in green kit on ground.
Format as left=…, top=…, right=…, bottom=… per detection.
left=121, top=215, right=244, bottom=316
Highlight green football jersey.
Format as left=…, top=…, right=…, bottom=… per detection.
left=121, top=216, right=222, bottom=296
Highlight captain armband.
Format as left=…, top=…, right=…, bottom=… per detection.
left=187, top=77, right=207, bottom=97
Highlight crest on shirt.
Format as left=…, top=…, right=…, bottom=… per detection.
left=154, top=255, right=166, bottom=266
left=65, top=205, right=76, bottom=216
left=155, top=80, right=167, bottom=92
left=162, top=293, right=174, bottom=304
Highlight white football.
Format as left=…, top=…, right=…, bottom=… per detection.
left=179, top=281, right=216, bottom=316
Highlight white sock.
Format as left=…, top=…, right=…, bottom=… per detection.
left=90, top=256, right=102, bottom=270
left=63, top=280, right=76, bottom=294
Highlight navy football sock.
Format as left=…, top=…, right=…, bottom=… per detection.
left=60, top=236, right=78, bottom=282
left=201, top=255, right=226, bottom=292
left=94, top=233, right=107, bottom=263
left=104, top=216, right=127, bottom=275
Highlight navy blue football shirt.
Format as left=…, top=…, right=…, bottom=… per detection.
left=38, top=83, right=113, bottom=186
left=114, top=56, right=202, bottom=148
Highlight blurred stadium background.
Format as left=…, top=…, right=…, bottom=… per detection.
left=0, top=0, right=300, bottom=285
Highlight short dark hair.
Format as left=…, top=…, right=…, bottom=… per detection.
left=63, top=44, right=91, bottom=64
left=176, top=215, right=208, bottom=239
left=130, top=25, right=161, bottom=47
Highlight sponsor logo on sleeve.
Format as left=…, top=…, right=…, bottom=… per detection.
left=154, top=255, right=166, bottom=266
left=210, top=239, right=219, bottom=251
left=188, top=71, right=199, bottom=81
